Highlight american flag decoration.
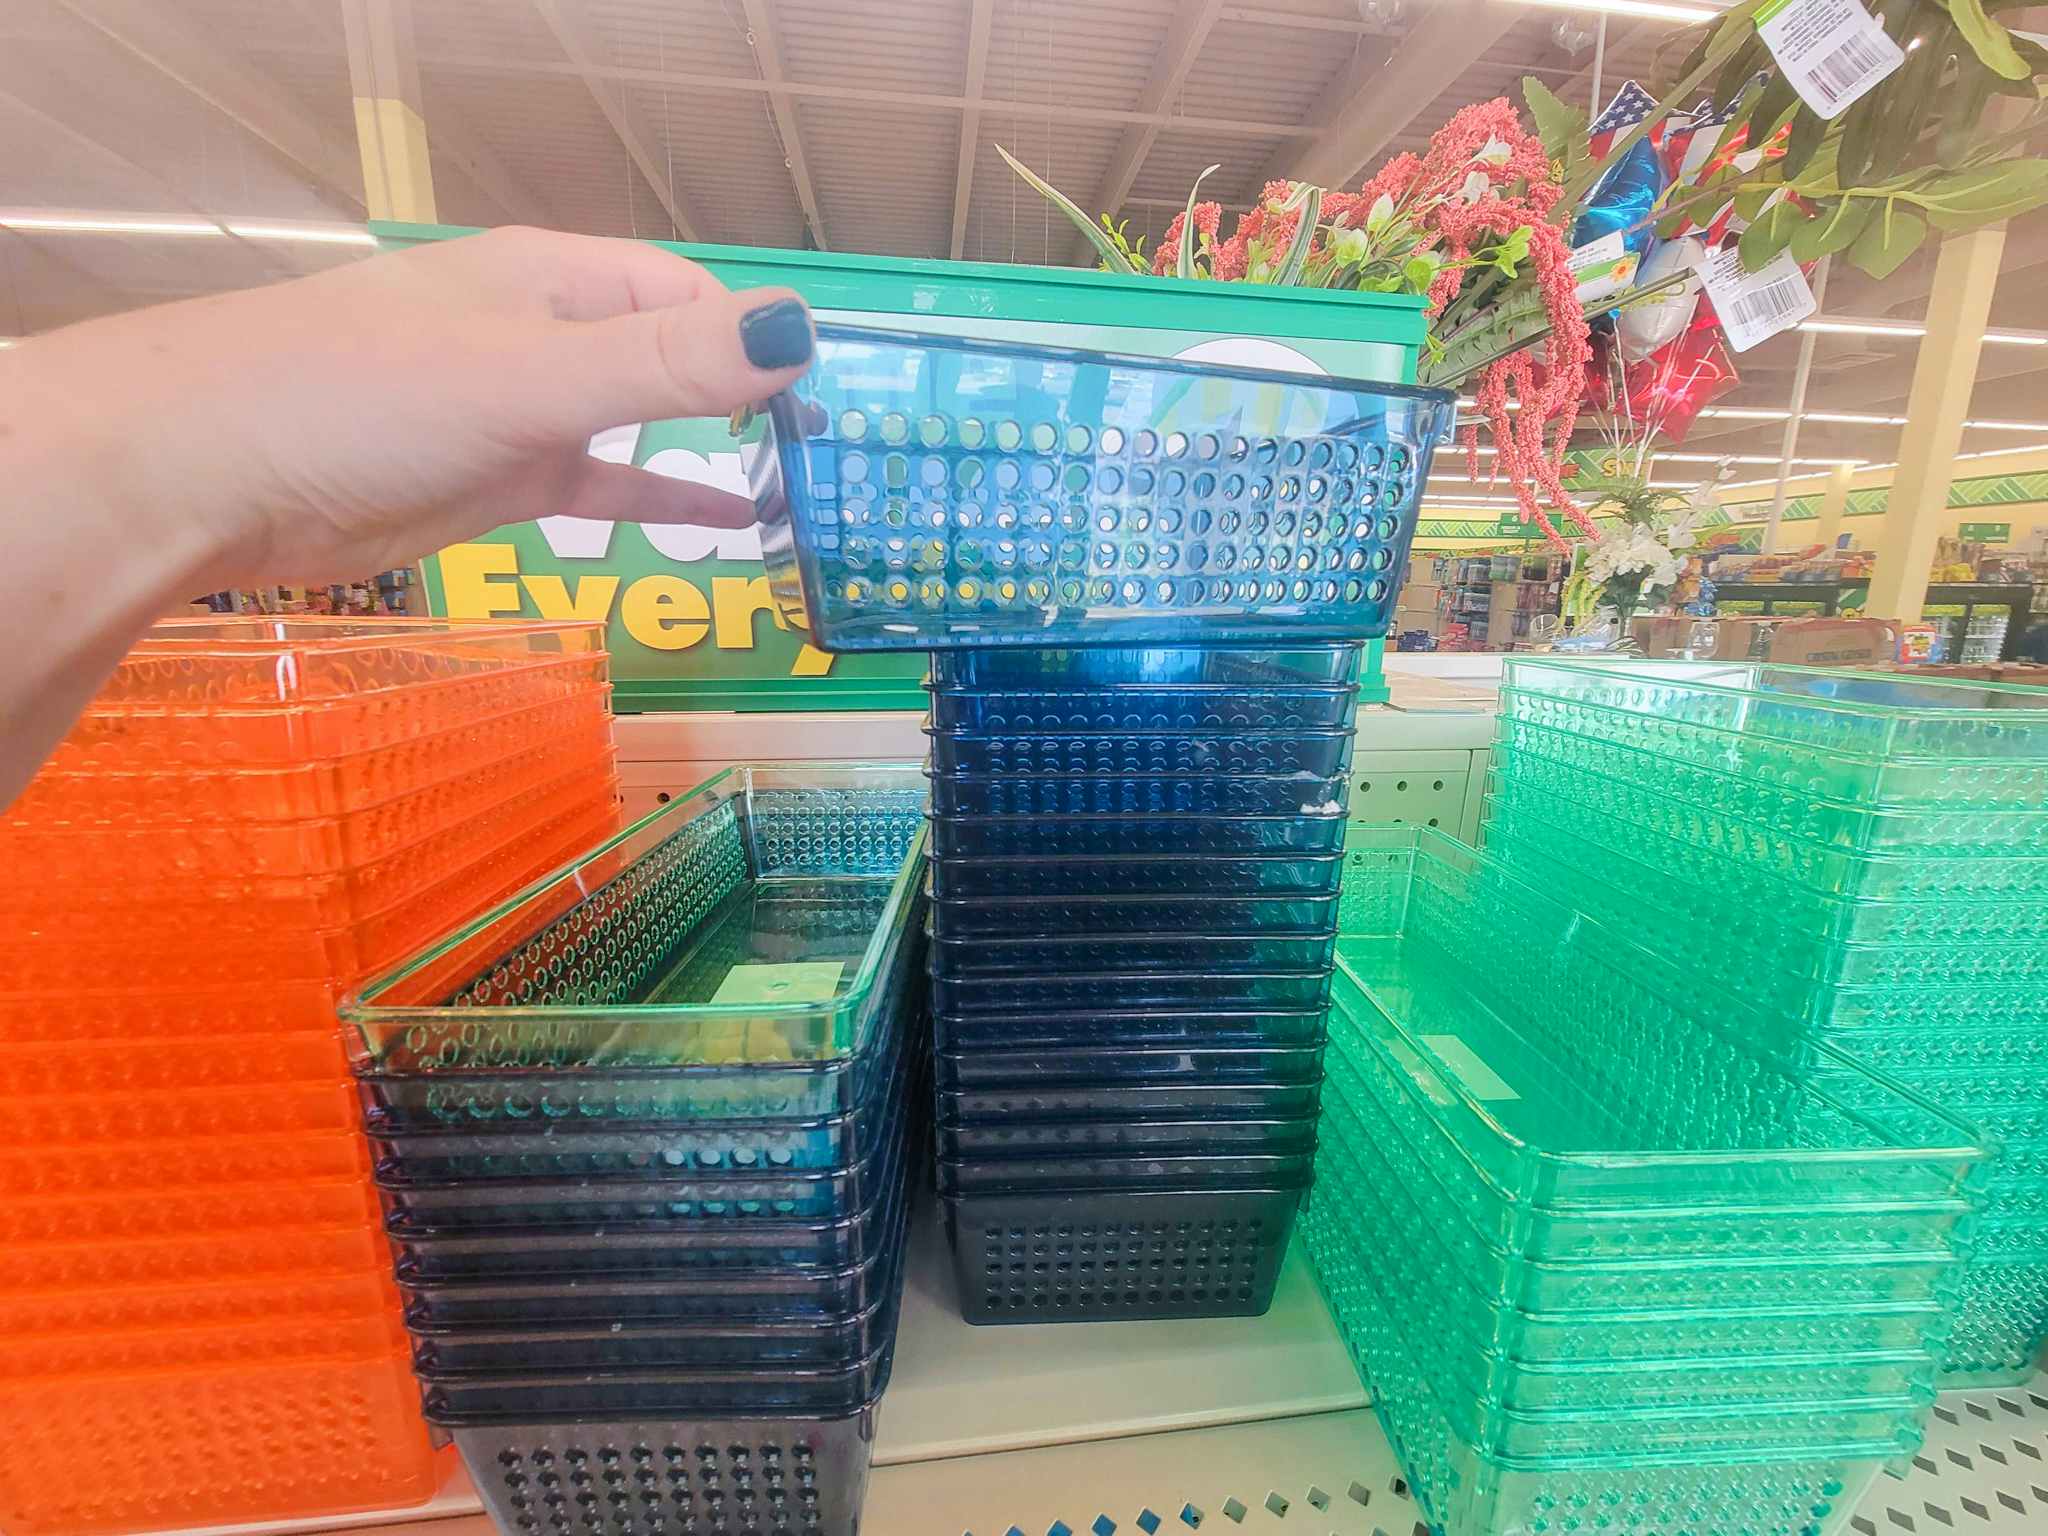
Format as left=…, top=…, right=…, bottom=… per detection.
left=1664, top=71, right=1774, bottom=240
left=1586, top=80, right=1663, bottom=161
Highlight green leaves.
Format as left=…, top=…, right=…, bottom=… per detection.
left=1946, top=0, right=2031, bottom=79
left=995, top=144, right=1141, bottom=275
left=1737, top=198, right=1806, bottom=270
left=1848, top=201, right=1928, bottom=277
left=1271, top=184, right=1322, bottom=286
left=1482, top=226, right=1533, bottom=278
left=1916, top=157, right=2048, bottom=228
left=1178, top=163, right=1222, bottom=280
left=1790, top=196, right=1875, bottom=259
left=1523, top=76, right=1589, bottom=182
left=1731, top=183, right=1780, bottom=223
left=1940, top=55, right=2001, bottom=166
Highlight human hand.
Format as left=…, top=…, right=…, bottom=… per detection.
left=18, top=225, right=815, bottom=588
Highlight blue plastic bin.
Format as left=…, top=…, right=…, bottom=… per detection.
left=749, top=324, right=1455, bottom=652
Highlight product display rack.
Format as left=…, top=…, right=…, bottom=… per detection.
left=1712, top=582, right=2036, bottom=659
left=156, top=1205, right=2047, bottom=1536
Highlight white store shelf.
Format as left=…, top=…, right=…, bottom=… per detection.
left=179, top=1199, right=2047, bottom=1536
left=874, top=1204, right=1367, bottom=1464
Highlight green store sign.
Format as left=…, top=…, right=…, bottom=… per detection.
left=1958, top=521, right=2012, bottom=543
left=376, top=223, right=1425, bottom=712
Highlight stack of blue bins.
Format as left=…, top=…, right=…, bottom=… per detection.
left=340, top=766, right=929, bottom=1536
left=750, top=323, right=1458, bottom=1327
left=925, top=643, right=1363, bottom=1321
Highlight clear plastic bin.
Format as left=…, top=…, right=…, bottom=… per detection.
left=930, top=966, right=1331, bottom=1014
left=941, top=1078, right=1321, bottom=1123
left=344, top=765, right=927, bottom=1070
left=928, top=684, right=1359, bottom=734
left=936, top=1040, right=1322, bottom=1086
left=928, top=725, right=1356, bottom=779
left=936, top=1114, right=1315, bottom=1160
left=944, top=1184, right=1302, bottom=1323
left=926, top=888, right=1340, bottom=940
left=1500, top=658, right=2048, bottom=772
left=931, top=1006, right=1326, bottom=1050
left=408, top=1290, right=898, bottom=1374
left=926, top=769, right=1348, bottom=817
left=749, top=324, right=1454, bottom=651
left=928, top=644, right=1363, bottom=689
left=928, top=928, right=1336, bottom=977
left=928, top=809, right=1346, bottom=859
left=1328, top=828, right=1985, bottom=1213
left=926, top=851, right=1343, bottom=900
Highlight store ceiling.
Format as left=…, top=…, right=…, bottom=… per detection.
left=5, top=0, right=2048, bottom=485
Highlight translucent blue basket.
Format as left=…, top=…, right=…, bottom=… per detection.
left=748, top=324, right=1456, bottom=652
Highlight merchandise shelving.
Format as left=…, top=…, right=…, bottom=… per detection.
left=154, top=1207, right=2045, bottom=1536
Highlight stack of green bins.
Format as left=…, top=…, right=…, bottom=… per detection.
left=1304, top=827, right=1987, bottom=1536
left=1481, top=658, right=2048, bottom=1385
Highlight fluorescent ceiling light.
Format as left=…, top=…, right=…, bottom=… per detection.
left=1800, top=317, right=2048, bottom=347
left=1657, top=452, right=1860, bottom=466
left=1505, top=0, right=1723, bottom=23
left=0, top=210, right=375, bottom=246
left=1961, top=418, right=2048, bottom=432
left=226, top=221, right=376, bottom=246
left=1, top=213, right=223, bottom=237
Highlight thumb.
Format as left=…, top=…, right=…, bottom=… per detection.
left=520, top=286, right=815, bottom=442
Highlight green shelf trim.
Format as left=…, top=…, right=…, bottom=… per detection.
left=368, top=220, right=1426, bottom=349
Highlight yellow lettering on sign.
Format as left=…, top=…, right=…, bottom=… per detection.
left=525, top=573, right=622, bottom=623
left=620, top=576, right=711, bottom=650
left=439, top=543, right=522, bottom=618
left=710, top=575, right=787, bottom=650
left=792, top=644, right=834, bottom=676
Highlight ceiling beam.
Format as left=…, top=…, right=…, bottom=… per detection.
left=949, top=0, right=994, bottom=261
left=0, top=53, right=297, bottom=280
left=1265, top=0, right=1522, bottom=190
left=49, top=0, right=365, bottom=216
left=737, top=0, right=827, bottom=250
left=529, top=0, right=707, bottom=240
left=304, top=46, right=1319, bottom=138
left=1220, top=5, right=1402, bottom=37
left=284, top=0, right=557, bottom=228
left=1065, top=0, right=1226, bottom=265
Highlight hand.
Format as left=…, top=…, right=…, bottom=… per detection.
left=0, top=226, right=816, bottom=809
left=18, top=225, right=816, bottom=587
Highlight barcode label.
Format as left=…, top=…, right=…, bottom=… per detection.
left=1693, top=244, right=1817, bottom=352
left=1808, top=31, right=1890, bottom=107
left=1756, top=0, right=1904, bottom=120
left=1729, top=273, right=1810, bottom=329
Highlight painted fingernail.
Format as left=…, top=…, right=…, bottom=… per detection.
left=740, top=297, right=813, bottom=369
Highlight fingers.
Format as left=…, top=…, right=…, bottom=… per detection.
left=520, top=284, right=815, bottom=443
left=423, top=226, right=731, bottom=319
left=517, top=455, right=761, bottom=530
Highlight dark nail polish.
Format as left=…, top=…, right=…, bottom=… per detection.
left=740, top=297, right=813, bottom=369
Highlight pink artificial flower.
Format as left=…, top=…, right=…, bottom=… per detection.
left=1211, top=231, right=1251, bottom=281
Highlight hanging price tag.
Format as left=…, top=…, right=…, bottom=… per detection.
left=1754, top=0, right=1905, bottom=120
left=1569, top=231, right=1639, bottom=304
left=1693, top=244, right=1816, bottom=352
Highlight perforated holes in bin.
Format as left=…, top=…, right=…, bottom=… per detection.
left=811, top=415, right=1416, bottom=623
left=748, top=786, right=926, bottom=878
left=432, top=806, right=748, bottom=1067
left=488, top=1438, right=827, bottom=1536
left=972, top=1218, right=1267, bottom=1316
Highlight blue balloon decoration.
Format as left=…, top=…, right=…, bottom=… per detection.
left=1571, top=136, right=1668, bottom=259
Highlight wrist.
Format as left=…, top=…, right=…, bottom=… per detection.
left=4, top=330, right=243, bottom=600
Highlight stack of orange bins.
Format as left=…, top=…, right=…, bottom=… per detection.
left=0, top=618, right=622, bottom=1536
